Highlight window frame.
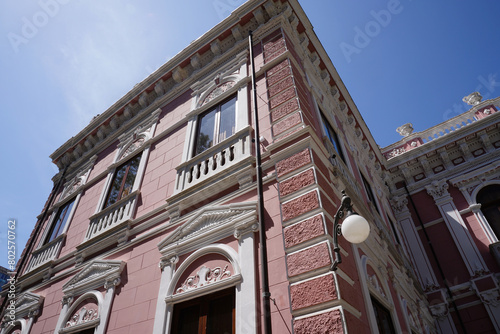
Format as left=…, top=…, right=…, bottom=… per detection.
left=476, top=183, right=500, bottom=242
left=94, top=109, right=160, bottom=215
left=319, top=108, right=346, bottom=163
left=194, top=95, right=237, bottom=157
left=102, top=153, right=142, bottom=209
left=361, top=172, right=380, bottom=214
left=180, top=50, right=249, bottom=165
left=371, top=296, right=397, bottom=334
left=171, top=288, right=235, bottom=334
left=44, top=197, right=76, bottom=245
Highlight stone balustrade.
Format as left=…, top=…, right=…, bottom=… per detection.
left=85, top=191, right=139, bottom=242
left=382, top=97, right=500, bottom=159
left=174, top=127, right=252, bottom=194
left=25, top=235, right=64, bottom=272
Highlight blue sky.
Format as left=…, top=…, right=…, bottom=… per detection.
left=0, top=0, right=499, bottom=268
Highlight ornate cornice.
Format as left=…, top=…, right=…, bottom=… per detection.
left=49, top=0, right=282, bottom=171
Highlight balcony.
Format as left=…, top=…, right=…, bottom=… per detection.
left=84, top=190, right=139, bottom=242
left=25, top=235, right=64, bottom=273
left=174, top=127, right=252, bottom=193
left=168, top=127, right=254, bottom=213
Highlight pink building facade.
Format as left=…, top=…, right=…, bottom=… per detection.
left=2, top=1, right=499, bottom=333
left=382, top=94, right=500, bottom=333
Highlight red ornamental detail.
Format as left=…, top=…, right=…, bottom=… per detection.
left=65, top=306, right=99, bottom=328
left=176, top=265, right=231, bottom=293
left=201, top=82, right=235, bottom=106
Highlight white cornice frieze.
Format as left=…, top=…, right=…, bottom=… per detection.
left=449, top=160, right=500, bottom=190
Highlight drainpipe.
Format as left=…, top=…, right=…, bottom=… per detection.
left=403, top=183, right=467, bottom=334
left=249, top=30, right=273, bottom=334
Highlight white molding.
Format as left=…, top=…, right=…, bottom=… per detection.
left=158, top=202, right=258, bottom=254
left=54, top=260, right=125, bottom=334
left=154, top=203, right=258, bottom=334
left=62, top=260, right=125, bottom=296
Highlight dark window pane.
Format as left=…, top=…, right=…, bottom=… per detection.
left=104, top=154, right=141, bottom=208
left=196, top=108, right=216, bottom=154
left=206, top=292, right=234, bottom=334
left=320, top=112, right=345, bottom=162
left=46, top=198, right=75, bottom=244
left=477, top=185, right=500, bottom=239
left=172, top=288, right=235, bottom=334
left=218, top=97, right=236, bottom=143
left=194, top=95, right=237, bottom=157
left=372, top=297, right=396, bottom=334
left=173, top=304, right=201, bottom=334
left=361, top=173, right=379, bottom=214
left=122, top=155, right=141, bottom=198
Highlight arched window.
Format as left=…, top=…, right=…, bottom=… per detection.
left=477, top=185, right=500, bottom=239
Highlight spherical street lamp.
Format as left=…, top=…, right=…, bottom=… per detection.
left=331, top=190, right=370, bottom=271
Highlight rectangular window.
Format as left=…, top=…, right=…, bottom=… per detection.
left=171, top=288, right=235, bottom=334
left=372, top=297, right=396, bottom=334
left=320, top=110, right=345, bottom=162
left=387, top=215, right=401, bottom=244
left=104, top=154, right=141, bottom=208
left=45, top=198, right=75, bottom=244
left=361, top=172, right=380, bottom=214
left=195, top=96, right=236, bottom=155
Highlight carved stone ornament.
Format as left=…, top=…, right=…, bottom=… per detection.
left=368, top=274, right=386, bottom=299
left=387, top=146, right=406, bottom=159
left=116, top=108, right=161, bottom=162
left=158, top=203, right=257, bottom=252
left=390, top=195, right=408, bottom=214
left=396, top=123, right=414, bottom=137
left=478, top=289, right=500, bottom=307
left=176, top=265, right=231, bottom=294
left=429, top=303, right=449, bottom=319
left=59, top=156, right=97, bottom=201
left=159, top=255, right=179, bottom=271
left=65, top=305, right=99, bottom=329
left=62, top=260, right=125, bottom=296
left=13, top=292, right=44, bottom=319
left=463, top=91, right=483, bottom=106
left=201, top=81, right=236, bottom=107
left=425, top=180, right=450, bottom=201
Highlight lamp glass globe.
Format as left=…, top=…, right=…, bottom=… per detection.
left=341, top=214, right=370, bottom=244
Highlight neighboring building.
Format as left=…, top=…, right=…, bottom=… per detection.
left=0, top=267, right=9, bottom=289
left=382, top=93, right=500, bottom=333
left=0, top=1, right=498, bottom=334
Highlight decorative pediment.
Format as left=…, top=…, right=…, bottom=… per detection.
left=115, top=108, right=161, bottom=163
left=14, top=292, right=44, bottom=318
left=63, top=260, right=125, bottom=296
left=158, top=202, right=257, bottom=254
left=190, top=50, right=248, bottom=112
left=59, top=156, right=97, bottom=202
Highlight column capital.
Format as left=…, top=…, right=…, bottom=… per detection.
left=425, top=179, right=450, bottom=202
